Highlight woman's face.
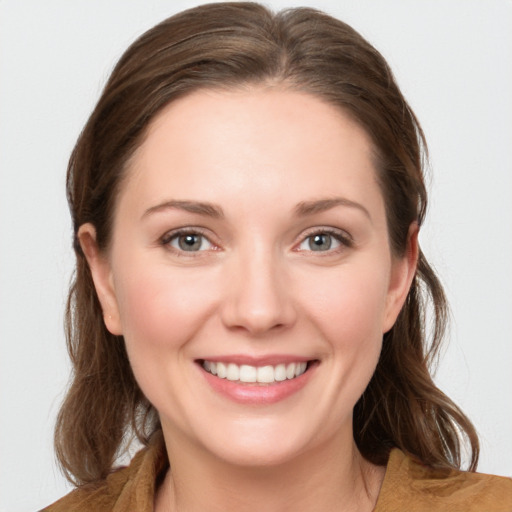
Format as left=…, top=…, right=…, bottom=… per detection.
left=82, top=88, right=416, bottom=467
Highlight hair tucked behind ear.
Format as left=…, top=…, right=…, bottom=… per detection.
left=55, top=2, right=478, bottom=486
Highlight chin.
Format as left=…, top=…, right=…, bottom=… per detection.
left=190, top=416, right=328, bottom=469
left=210, top=439, right=307, bottom=468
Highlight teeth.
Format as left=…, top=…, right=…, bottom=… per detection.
left=202, top=360, right=309, bottom=383
left=226, top=363, right=239, bottom=381
left=295, top=362, right=307, bottom=377
left=239, top=364, right=257, bottom=382
left=257, top=365, right=274, bottom=383
left=274, top=364, right=287, bottom=382
left=217, top=362, right=227, bottom=378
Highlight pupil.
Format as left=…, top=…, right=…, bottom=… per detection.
left=310, top=234, right=331, bottom=251
left=179, top=234, right=201, bottom=251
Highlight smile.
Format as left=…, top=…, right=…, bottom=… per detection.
left=202, top=360, right=308, bottom=384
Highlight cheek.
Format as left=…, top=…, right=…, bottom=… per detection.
left=112, top=261, right=219, bottom=360
left=111, top=259, right=224, bottom=423
left=298, top=261, right=388, bottom=391
left=299, top=262, right=390, bottom=344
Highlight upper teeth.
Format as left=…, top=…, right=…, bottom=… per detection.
left=202, top=361, right=308, bottom=383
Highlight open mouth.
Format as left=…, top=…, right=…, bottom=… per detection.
left=199, top=360, right=316, bottom=384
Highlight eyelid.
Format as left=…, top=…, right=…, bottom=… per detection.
left=160, top=226, right=219, bottom=253
left=158, top=225, right=353, bottom=254
left=294, top=226, right=354, bottom=252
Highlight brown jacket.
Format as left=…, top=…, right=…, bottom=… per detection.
left=42, top=436, right=512, bottom=512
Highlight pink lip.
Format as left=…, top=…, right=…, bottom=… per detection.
left=198, top=359, right=318, bottom=405
left=198, top=354, right=312, bottom=366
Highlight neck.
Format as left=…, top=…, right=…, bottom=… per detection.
left=155, top=427, right=385, bottom=512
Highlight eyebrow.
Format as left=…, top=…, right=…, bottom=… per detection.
left=142, top=197, right=370, bottom=221
left=142, top=200, right=224, bottom=219
left=294, top=197, right=371, bottom=220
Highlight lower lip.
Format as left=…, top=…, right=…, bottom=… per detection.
left=199, top=362, right=317, bottom=405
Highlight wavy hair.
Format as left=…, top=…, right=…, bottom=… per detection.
left=55, top=2, right=479, bottom=485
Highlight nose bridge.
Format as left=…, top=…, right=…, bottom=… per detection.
left=221, top=240, right=295, bottom=335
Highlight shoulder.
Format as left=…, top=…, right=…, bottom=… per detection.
left=40, top=433, right=167, bottom=512
left=375, top=449, right=512, bottom=512
left=40, top=463, right=135, bottom=512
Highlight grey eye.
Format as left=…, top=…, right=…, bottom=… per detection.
left=298, top=231, right=345, bottom=252
left=169, top=233, right=212, bottom=252
left=308, top=233, right=333, bottom=251
left=179, top=234, right=202, bottom=251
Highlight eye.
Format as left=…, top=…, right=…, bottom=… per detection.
left=297, top=229, right=352, bottom=253
left=300, top=232, right=340, bottom=252
left=162, top=230, right=214, bottom=252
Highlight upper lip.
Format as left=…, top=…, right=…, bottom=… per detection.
left=197, top=354, right=315, bottom=366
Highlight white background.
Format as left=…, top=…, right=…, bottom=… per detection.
left=1, top=1, right=511, bottom=510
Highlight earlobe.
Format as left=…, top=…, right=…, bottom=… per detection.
left=383, top=223, right=419, bottom=333
left=78, top=223, right=123, bottom=335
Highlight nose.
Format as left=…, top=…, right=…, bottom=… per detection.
left=220, top=249, right=297, bottom=336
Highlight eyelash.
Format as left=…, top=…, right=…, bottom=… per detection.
left=160, top=228, right=216, bottom=255
left=296, top=227, right=354, bottom=254
left=159, top=227, right=353, bottom=255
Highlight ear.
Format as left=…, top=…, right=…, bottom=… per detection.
left=382, top=222, right=419, bottom=333
left=78, top=223, right=123, bottom=335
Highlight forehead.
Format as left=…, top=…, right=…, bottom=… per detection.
left=118, top=87, right=383, bottom=220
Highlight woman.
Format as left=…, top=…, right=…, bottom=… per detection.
left=42, top=3, right=512, bottom=511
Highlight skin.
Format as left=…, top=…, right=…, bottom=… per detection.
left=80, top=88, right=418, bottom=512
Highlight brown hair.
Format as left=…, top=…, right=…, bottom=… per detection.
left=56, top=2, right=479, bottom=485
